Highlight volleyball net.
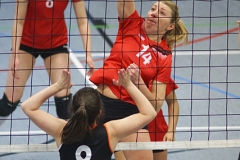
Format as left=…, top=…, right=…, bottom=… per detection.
left=0, top=0, right=240, bottom=158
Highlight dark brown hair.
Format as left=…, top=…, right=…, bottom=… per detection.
left=61, top=87, right=103, bottom=144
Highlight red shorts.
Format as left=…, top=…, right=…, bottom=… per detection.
left=148, top=109, right=168, bottom=141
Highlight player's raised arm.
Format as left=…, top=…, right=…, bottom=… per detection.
left=21, top=70, right=73, bottom=141
left=117, top=0, right=135, bottom=20
left=106, top=69, right=156, bottom=147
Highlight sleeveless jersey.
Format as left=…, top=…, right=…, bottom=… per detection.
left=90, top=10, right=172, bottom=105
left=59, top=124, right=113, bottom=160
left=21, top=0, right=80, bottom=49
left=148, top=78, right=178, bottom=141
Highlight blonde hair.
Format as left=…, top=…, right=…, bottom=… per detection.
left=161, top=0, right=188, bottom=50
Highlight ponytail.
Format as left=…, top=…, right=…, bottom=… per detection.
left=61, top=87, right=103, bottom=144
left=61, top=106, right=89, bottom=144
left=161, top=1, right=189, bottom=50
left=164, top=19, right=188, bottom=50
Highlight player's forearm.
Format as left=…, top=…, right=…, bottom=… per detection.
left=78, top=21, right=92, bottom=56
left=117, top=0, right=135, bottom=8
left=12, top=1, right=28, bottom=52
left=117, top=0, right=135, bottom=20
left=12, top=22, right=23, bottom=53
left=167, top=102, right=179, bottom=132
left=125, top=82, right=156, bottom=118
left=138, top=84, right=164, bottom=112
left=21, top=84, right=61, bottom=113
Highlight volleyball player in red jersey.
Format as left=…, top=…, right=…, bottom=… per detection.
left=148, top=78, right=179, bottom=160
left=115, top=78, right=179, bottom=160
left=0, top=0, right=93, bottom=119
left=89, top=0, right=188, bottom=159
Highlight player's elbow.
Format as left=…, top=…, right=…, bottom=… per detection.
left=155, top=99, right=164, bottom=113
left=151, top=110, right=157, bottom=119
left=21, top=103, right=29, bottom=115
left=145, top=110, right=157, bottom=124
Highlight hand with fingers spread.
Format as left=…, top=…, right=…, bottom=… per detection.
left=56, top=69, right=73, bottom=91
left=127, top=63, right=144, bottom=86
left=113, top=68, right=132, bottom=89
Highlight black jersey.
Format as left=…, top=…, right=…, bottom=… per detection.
left=59, top=124, right=113, bottom=160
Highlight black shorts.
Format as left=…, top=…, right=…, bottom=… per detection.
left=19, top=44, right=69, bottom=59
left=153, top=149, right=165, bottom=153
left=99, top=93, right=148, bottom=130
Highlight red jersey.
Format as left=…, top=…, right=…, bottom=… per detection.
left=148, top=78, right=178, bottom=141
left=90, top=10, right=172, bottom=105
left=21, top=0, right=80, bottom=49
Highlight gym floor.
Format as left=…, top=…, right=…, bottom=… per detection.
left=0, top=0, right=240, bottom=159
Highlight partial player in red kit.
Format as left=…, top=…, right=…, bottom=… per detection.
left=0, top=0, right=94, bottom=120
left=115, top=78, right=179, bottom=160
left=148, top=78, right=179, bottom=160
left=90, top=0, right=188, bottom=159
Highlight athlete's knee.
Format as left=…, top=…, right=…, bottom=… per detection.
left=54, top=93, right=72, bottom=120
left=5, top=88, right=24, bottom=103
left=0, top=93, right=20, bottom=116
left=153, top=150, right=167, bottom=160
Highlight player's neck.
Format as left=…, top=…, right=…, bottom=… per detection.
left=147, top=34, right=162, bottom=44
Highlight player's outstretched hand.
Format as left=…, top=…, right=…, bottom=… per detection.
left=127, top=63, right=144, bottom=86
left=113, top=69, right=132, bottom=89
left=56, top=69, right=73, bottom=91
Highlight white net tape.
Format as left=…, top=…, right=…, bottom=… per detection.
left=0, top=126, right=239, bottom=153
left=0, top=140, right=240, bottom=153
left=0, top=126, right=239, bottom=136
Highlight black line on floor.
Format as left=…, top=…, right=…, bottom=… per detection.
left=86, top=9, right=113, bottom=48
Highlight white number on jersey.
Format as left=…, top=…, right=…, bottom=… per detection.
left=46, top=0, right=54, bottom=8
left=136, top=44, right=152, bottom=65
left=75, top=145, right=92, bottom=160
left=142, top=52, right=152, bottom=65
left=136, top=44, right=149, bottom=57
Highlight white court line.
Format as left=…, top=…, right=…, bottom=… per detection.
left=74, top=50, right=240, bottom=57
left=69, top=49, right=96, bottom=89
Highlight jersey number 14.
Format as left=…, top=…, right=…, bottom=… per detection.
left=136, top=44, right=152, bottom=65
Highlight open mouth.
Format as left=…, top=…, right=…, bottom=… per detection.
left=147, top=19, right=156, bottom=24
